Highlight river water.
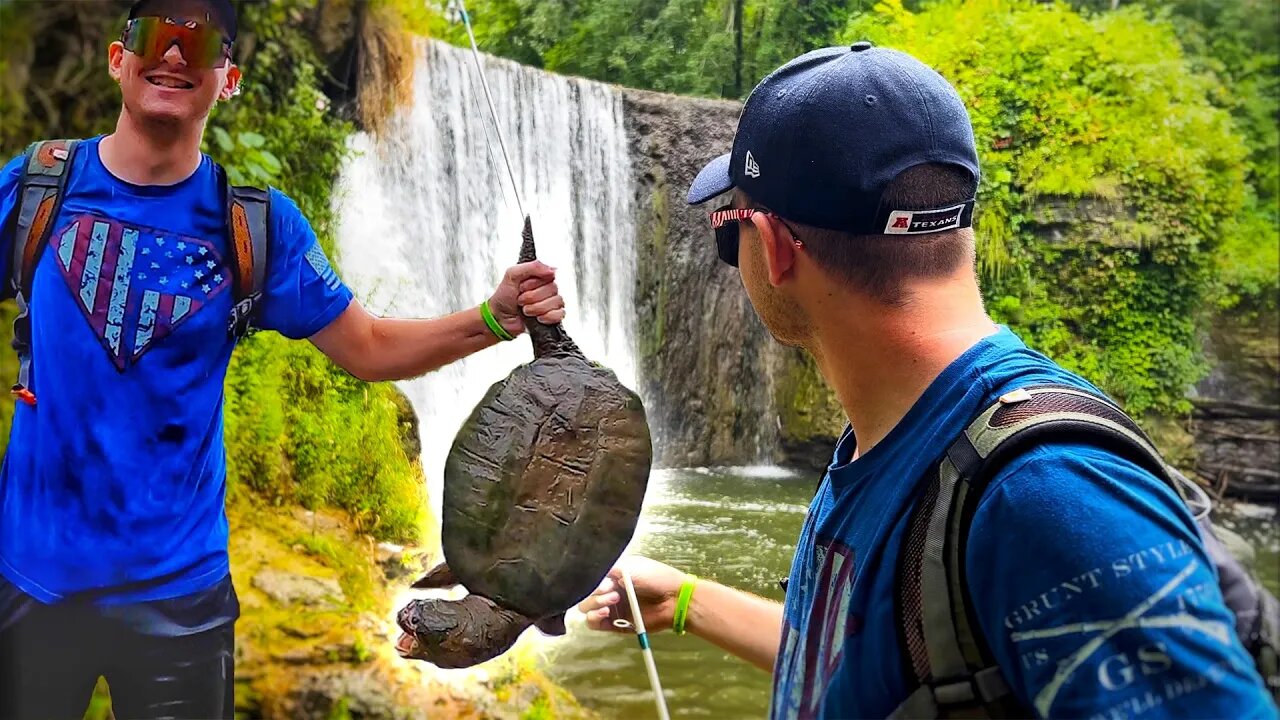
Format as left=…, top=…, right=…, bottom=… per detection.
left=543, top=468, right=1279, bottom=720
left=547, top=466, right=812, bottom=719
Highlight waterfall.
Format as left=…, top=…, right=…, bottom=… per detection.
left=334, top=39, right=639, bottom=514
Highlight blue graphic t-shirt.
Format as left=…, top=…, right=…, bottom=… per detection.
left=770, top=327, right=1276, bottom=719
left=0, top=137, right=353, bottom=605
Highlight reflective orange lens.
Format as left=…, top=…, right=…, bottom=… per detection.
left=122, top=17, right=230, bottom=69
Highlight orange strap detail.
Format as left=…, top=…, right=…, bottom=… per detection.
left=230, top=201, right=255, bottom=298
left=21, top=196, right=56, bottom=289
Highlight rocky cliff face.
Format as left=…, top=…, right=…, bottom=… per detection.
left=622, top=89, right=847, bottom=469
left=1191, top=306, right=1279, bottom=502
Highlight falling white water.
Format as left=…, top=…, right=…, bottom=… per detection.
left=334, top=39, right=639, bottom=520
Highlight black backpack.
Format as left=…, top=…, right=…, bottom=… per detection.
left=891, top=384, right=1280, bottom=718
left=1, top=139, right=270, bottom=406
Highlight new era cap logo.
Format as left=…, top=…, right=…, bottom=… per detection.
left=744, top=151, right=761, bottom=179
left=884, top=203, right=967, bottom=235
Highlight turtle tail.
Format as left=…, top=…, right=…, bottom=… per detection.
left=396, top=594, right=533, bottom=669
left=517, top=216, right=585, bottom=360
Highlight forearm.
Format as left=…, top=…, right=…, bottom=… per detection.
left=686, top=580, right=784, bottom=673
left=362, top=306, right=500, bottom=381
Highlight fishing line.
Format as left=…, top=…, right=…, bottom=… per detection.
left=452, top=0, right=527, bottom=218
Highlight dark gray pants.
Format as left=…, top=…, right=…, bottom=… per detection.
left=0, top=591, right=234, bottom=720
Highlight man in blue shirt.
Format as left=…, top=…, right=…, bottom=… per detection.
left=0, top=1, right=566, bottom=718
left=578, top=43, right=1277, bottom=718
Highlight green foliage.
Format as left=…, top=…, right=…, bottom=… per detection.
left=425, top=0, right=866, bottom=98
left=845, top=0, right=1251, bottom=415
left=225, top=334, right=426, bottom=542
left=1068, top=0, right=1279, bottom=310
left=521, top=693, right=554, bottom=720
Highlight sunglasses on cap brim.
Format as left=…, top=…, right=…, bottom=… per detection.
left=708, top=206, right=801, bottom=268
left=122, top=16, right=232, bottom=69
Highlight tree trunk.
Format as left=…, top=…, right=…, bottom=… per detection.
left=734, top=0, right=744, bottom=97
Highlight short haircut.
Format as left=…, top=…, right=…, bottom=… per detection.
left=775, top=163, right=979, bottom=306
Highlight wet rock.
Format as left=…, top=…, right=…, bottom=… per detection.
left=271, top=638, right=368, bottom=666
left=1192, top=304, right=1280, bottom=502
left=252, top=569, right=345, bottom=609
left=374, top=542, right=416, bottom=581
left=289, top=668, right=413, bottom=720
left=1024, top=196, right=1134, bottom=246
left=388, top=386, right=422, bottom=462
left=292, top=508, right=345, bottom=534
left=279, top=619, right=326, bottom=639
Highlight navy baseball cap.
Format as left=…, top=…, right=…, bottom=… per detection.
left=130, top=0, right=237, bottom=41
left=688, top=41, right=980, bottom=236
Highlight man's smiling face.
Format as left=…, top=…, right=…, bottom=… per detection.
left=109, top=7, right=240, bottom=128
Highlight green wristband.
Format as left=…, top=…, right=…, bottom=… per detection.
left=480, top=300, right=516, bottom=342
left=672, top=574, right=697, bottom=636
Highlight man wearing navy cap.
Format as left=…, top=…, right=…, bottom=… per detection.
left=579, top=44, right=1274, bottom=718
left=0, top=0, right=566, bottom=717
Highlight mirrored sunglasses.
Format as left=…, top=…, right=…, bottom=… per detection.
left=122, top=16, right=232, bottom=69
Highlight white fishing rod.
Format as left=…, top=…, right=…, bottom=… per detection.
left=448, top=0, right=526, bottom=218
left=614, top=569, right=673, bottom=720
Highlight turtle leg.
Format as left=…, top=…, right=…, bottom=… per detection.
left=534, top=612, right=567, bottom=637
left=396, top=594, right=533, bottom=669
left=411, top=561, right=459, bottom=589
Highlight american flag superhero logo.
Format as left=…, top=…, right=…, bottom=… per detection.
left=51, top=214, right=230, bottom=371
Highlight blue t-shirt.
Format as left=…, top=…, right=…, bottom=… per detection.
left=0, top=136, right=353, bottom=605
left=770, top=327, right=1276, bottom=719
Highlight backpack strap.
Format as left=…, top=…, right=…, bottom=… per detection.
left=7, top=139, right=80, bottom=406
left=224, top=178, right=269, bottom=338
left=894, top=384, right=1168, bottom=718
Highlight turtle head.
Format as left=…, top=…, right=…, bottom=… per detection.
left=396, top=594, right=533, bottom=669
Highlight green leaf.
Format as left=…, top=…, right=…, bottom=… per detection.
left=227, top=167, right=247, bottom=185
left=256, top=150, right=282, bottom=175
left=238, top=131, right=266, bottom=149
left=211, top=126, right=234, bottom=153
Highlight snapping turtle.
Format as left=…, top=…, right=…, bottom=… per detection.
left=395, top=217, right=653, bottom=669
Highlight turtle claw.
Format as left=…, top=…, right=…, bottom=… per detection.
left=534, top=612, right=567, bottom=636
left=412, top=561, right=459, bottom=589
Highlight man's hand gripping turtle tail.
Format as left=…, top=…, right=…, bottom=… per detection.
left=0, top=2, right=565, bottom=718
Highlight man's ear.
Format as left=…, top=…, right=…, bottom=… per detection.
left=219, top=64, right=242, bottom=101
left=108, top=41, right=125, bottom=84
left=750, top=213, right=798, bottom=287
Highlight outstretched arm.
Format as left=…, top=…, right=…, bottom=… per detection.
left=310, top=260, right=565, bottom=382
left=577, top=556, right=784, bottom=673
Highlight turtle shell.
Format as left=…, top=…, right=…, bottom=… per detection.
left=441, top=354, right=652, bottom=618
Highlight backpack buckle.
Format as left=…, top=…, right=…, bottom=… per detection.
left=930, top=667, right=1011, bottom=707
left=11, top=385, right=36, bottom=406
left=998, top=388, right=1032, bottom=404
left=930, top=677, right=979, bottom=706
left=228, top=293, right=260, bottom=338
